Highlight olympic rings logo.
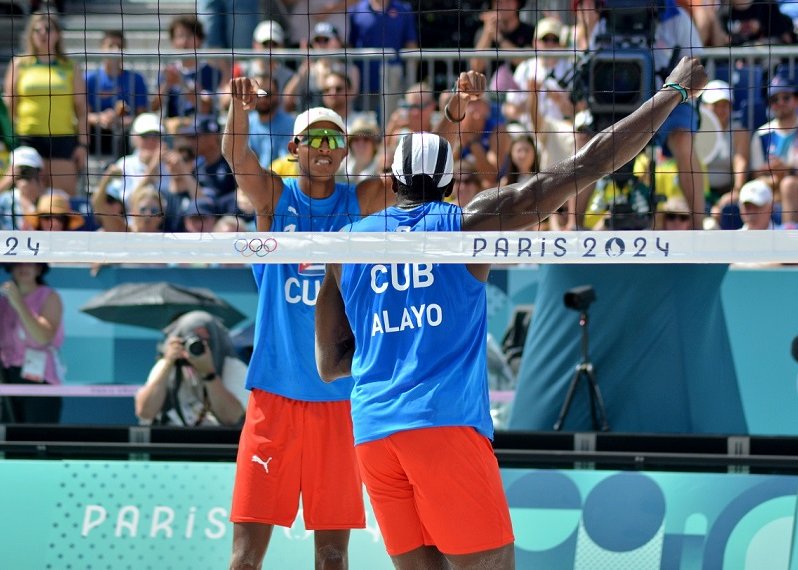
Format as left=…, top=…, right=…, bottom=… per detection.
left=234, top=238, right=279, bottom=257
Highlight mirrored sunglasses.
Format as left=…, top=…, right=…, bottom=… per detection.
left=296, top=128, right=345, bottom=150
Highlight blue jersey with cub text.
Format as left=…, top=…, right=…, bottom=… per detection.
left=340, top=201, right=492, bottom=445
left=246, top=178, right=361, bottom=401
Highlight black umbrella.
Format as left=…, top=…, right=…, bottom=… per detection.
left=80, top=282, right=246, bottom=330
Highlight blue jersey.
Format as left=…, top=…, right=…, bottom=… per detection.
left=246, top=178, right=361, bottom=401
left=340, top=202, right=493, bottom=445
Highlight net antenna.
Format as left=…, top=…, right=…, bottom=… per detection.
left=554, top=285, right=610, bottom=432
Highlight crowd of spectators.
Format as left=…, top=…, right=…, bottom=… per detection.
left=1, top=1, right=798, bottom=233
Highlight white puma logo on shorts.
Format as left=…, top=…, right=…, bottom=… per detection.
left=251, top=454, right=273, bottom=473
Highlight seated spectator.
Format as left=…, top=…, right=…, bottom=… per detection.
left=135, top=310, right=247, bottom=426
left=173, top=116, right=236, bottom=199
left=180, top=196, right=218, bottom=232
left=739, top=179, right=779, bottom=230
left=750, top=74, right=798, bottom=227
left=128, top=183, right=167, bottom=233
left=0, top=146, right=46, bottom=230
left=504, top=17, right=575, bottom=127
left=341, top=114, right=381, bottom=183
left=657, top=196, right=694, bottom=230
left=321, top=71, right=370, bottom=129
left=245, top=74, right=295, bottom=168
left=283, top=22, right=360, bottom=114
left=152, top=16, right=223, bottom=119
left=220, top=20, right=294, bottom=111
left=0, top=263, right=65, bottom=423
left=563, top=0, right=601, bottom=51
left=115, top=113, right=169, bottom=199
left=722, top=0, right=795, bottom=45
left=25, top=193, right=85, bottom=231
left=701, top=80, right=750, bottom=206
left=438, top=94, right=511, bottom=186
left=499, top=133, right=539, bottom=188
left=85, top=30, right=149, bottom=159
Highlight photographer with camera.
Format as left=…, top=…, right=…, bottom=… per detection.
left=135, top=311, right=247, bottom=426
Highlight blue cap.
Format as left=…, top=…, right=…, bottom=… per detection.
left=768, top=75, right=797, bottom=100
left=179, top=116, right=220, bottom=136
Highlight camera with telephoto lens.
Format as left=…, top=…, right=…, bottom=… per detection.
left=183, top=335, right=206, bottom=357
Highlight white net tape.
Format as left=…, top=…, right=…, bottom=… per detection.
left=3, top=230, right=798, bottom=265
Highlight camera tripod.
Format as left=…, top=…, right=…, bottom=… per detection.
left=553, top=309, right=610, bottom=432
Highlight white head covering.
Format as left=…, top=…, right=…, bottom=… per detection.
left=391, top=132, right=454, bottom=188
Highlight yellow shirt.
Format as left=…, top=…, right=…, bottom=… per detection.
left=14, top=56, right=76, bottom=136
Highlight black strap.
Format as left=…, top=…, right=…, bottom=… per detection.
left=431, top=137, right=449, bottom=187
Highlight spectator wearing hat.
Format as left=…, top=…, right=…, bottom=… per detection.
left=26, top=193, right=85, bottom=231
left=283, top=22, right=360, bottom=115
left=505, top=18, right=575, bottom=127
left=243, top=74, right=296, bottom=170
left=0, top=146, right=47, bottom=230
left=174, top=117, right=236, bottom=199
left=341, top=114, right=382, bottom=183
left=738, top=179, right=779, bottom=230
left=657, top=196, right=693, bottom=230
left=750, top=75, right=798, bottom=226
left=84, top=30, right=150, bottom=159
left=701, top=79, right=750, bottom=206
left=114, top=113, right=170, bottom=199
left=180, top=196, right=219, bottom=233
left=286, top=1, right=353, bottom=47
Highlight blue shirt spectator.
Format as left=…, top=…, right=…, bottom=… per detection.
left=248, top=109, right=294, bottom=169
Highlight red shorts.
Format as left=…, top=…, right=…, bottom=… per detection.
left=356, top=426, right=514, bottom=556
left=230, top=390, right=365, bottom=530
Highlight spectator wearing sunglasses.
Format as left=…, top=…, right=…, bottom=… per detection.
left=283, top=22, right=360, bottom=115
left=0, top=146, right=46, bottom=230
left=658, top=196, right=694, bottom=230
left=223, top=87, right=390, bottom=567
left=128, top=183, right=166, bottom=233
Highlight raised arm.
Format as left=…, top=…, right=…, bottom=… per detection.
left=315, top=264, right=355, bottom=382
left=462, top=57, right=708, bottom=231
left=221, top=77, right=284, bottom=232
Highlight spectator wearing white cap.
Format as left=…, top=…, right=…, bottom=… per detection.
left=219, top=20, right=294, bottom=112
left=224, top=76, right=389, bottom=568
left=701, top=79, right=750, bottom=206
left=114, top=113, right=170, bottom=200
left=739, top=179, right=779, bottom=230
left=0, top=146, right=47, bottom=230
left=285, top=1, right=353, bottom=48
left=282, top=22, right=360, bottom=115
left=750, top=74, right=798, bottom=227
